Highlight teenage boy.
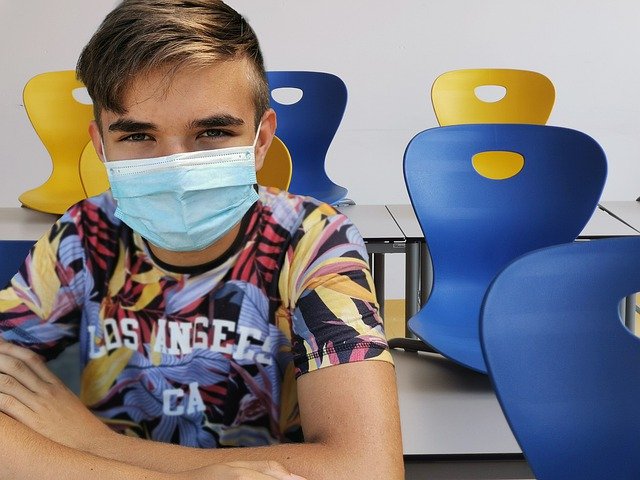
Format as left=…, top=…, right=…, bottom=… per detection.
left=0, top=1, right=403, bottom=479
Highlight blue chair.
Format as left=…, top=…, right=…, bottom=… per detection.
left=267, top=71, right=350, bottom=205
left=481, top=237, right=640, bottom=479
left=0, top=240, right=35, bottom=287
left=403, top=124, right=607, bottom=372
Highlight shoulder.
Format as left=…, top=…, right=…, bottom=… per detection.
left=257, top=186, right=351, bottom=235
left=59, top=191, right=122, bottom=234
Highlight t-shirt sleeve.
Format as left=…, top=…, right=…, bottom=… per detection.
left=282, top=202, right=393, bottom=377
left=0, top=214, right=86, bottom=359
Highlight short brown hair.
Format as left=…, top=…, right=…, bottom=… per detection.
left=77, top=0, right=269, bottom=128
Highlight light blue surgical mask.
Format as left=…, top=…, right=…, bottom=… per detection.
left=103, top=129, right=261, bottom=252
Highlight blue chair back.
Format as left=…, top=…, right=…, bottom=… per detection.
left=481, top=237, right=640, bottom=479
left=267, top=71, right=349, bottom=205
left=0, top=240, right=35, bottom=287
left=404, top=124, right=607, bottom=372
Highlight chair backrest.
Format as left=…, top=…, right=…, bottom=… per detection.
left=404, top=124, right=607, bottom=372
left=257, top=135, right=292, bottom=190
left=431, top=68, right=555, bottom=126
left=0, top=240, right=35, bottom=287
left=78, top=134, right=293, bottom=194
left=481, top=237, right=640, bottom=479
left=267, top=71, right=348, bottom=204
left=20, top=71, right=105, bottom=214
left=79, top=141, right=110, bottom=197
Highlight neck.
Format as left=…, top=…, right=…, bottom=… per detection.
left=147, top=222, right=242, bottom=268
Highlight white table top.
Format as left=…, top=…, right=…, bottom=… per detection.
left=386, top=204, right=639, bottom=240
left=337, top=204, right=405, bottom=242
left=386, top=204, right=424, bottom=239
left=579, top=206, right=639, bottom=237
left=0, top=207, right=58, bottom=240
left=599, top=201, right=640, bottom=233
left=393, top=349, right=521, bottom=455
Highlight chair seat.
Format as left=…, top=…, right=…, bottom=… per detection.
left=19, top=177, right=87, bottom=214
left=409, top=288, right=487, bottom=372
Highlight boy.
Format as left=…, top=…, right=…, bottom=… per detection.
left=0, top=1, right=403, bottom=479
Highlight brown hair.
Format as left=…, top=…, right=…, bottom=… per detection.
left=76, top=0, right=269, bottom=128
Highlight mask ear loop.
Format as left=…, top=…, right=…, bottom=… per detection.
left=100, top=138, right=109, bottom=163
left=252, top=120, right=263, bottom=149
left=252, top=121, right=263, bottom=191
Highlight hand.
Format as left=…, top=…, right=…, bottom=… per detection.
left=0, top=340, right=114, bottom=451
left=177, top=461, right=307, bottom=480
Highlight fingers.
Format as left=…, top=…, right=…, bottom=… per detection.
left=184, top=461, right=307, bottom=480
left=0, top=386, right=37, bottom=424
left=0, top=341, right=59, bottom=386
left=225, top=461, right=306, bottom=479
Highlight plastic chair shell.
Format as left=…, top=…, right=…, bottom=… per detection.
left=481, top=237, right=640, bottom=479
left=404, top=124, right=607, bottom=372
left=431, top=68, right=555, bottom=126
left=267, top=71, right=348, bottom=204
left=20, top=71, right=96, bottom=214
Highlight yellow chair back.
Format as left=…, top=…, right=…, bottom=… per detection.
left=79, top=142, right=110, bottom=197
left=431, top=68, right=555, bottom=126
left=20, top=71, right=96, bottom=214
left=257, top=135, right=292, bottom=190
left=78, top=134, right=293, bottom=197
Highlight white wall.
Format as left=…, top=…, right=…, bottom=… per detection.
left=2, top=1, right=640, bottom=296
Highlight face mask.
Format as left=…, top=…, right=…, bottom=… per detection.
left=103, top=128, right=261, bottom=252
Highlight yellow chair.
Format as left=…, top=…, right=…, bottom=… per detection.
left=431, top=68, right=555, bottom=126
left=79, top=141, right=110, bottom=197
left=257, top=135, right=292, bottom=190
left=20, top=71, right=101, bottom=214
left=78, top=134, right=293, bottom=197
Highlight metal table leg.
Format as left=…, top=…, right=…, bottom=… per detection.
left=419, top=242, right=432, bottom=307
left=405, top=242, right=420, bottom=336
left=372, top=253, right=385, bottom=319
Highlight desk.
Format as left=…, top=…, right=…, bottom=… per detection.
left=387, top=204, right=640, bottom=332
left=393, top=349, right=535, bottom=478
left=0, top=207, right=58, bottom=240
left=386, top=205, right=431, bottom=326
left=599, top=200, right=640, bottom=233
left=580, top=205, right=640, bottom=237
left=336, top=205, right=411, bottom=319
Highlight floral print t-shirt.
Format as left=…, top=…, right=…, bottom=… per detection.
left=0, top=187, right=391, bottom=447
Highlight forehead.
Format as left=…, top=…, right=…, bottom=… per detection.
left=107, top=59, right=257, bottom=125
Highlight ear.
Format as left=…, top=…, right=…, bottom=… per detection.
left=88, top=120, right=106, bottom=162
left=254, top=108, right=276, bottom=172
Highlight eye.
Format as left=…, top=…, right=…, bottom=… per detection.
left=199, top=129, right=231, bottom=139
left=121, top=133, right=152, bottom=142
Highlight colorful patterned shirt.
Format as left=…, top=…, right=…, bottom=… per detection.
left=0, top=187, right=391, bottom=447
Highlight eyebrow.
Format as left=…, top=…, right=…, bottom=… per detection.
left=108, top=119, right=157, bottom=133
left=189, top=115, right=246, bottom=130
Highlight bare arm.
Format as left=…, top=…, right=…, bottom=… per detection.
left=0, top=350, right=403, bottom=480
left=0, top=413, right=306, bottom=480
left=0, top=340, right=397, bottom=480
left=84, top=360, right=404, bottom=480
left=0, top=413, right=173, bottom=480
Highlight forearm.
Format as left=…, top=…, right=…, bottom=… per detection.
left=89, top=432, right=376, bottom=480
left=88, top=361, right=404, bottom=480
left=0, top=414, right=172, bottom=480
